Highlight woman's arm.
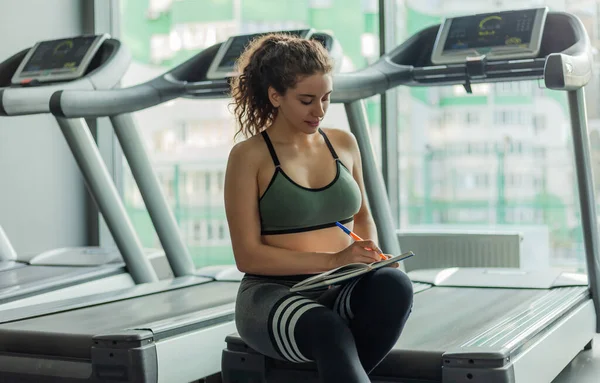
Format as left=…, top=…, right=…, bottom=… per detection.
left=224, top=141, right=336, bottom=275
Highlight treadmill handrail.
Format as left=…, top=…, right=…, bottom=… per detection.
left=330, top=65, right=393, bottom=103
left=543, top=12, right=593, bottom=90
left=330, top=11, right=593, bottom=101
left=50, top=80, right=179, bottom=118
left=49, top=76, right=233, bottom=119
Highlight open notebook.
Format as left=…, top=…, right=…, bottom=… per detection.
left=290, top=251, right=415, bottom=293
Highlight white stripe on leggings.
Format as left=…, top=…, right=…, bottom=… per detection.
left=272, top=295, right=320, bottom=363
left=333, top=278, right=361, bottom=322
left=286, top=302, right=321, bottom=362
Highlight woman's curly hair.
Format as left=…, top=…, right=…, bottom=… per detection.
left=230, top=33, right=333, bottom=140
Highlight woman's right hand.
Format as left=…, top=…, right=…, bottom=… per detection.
left=330, top=240, right=382, bottom=269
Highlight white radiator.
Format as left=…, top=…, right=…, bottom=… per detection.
left=397, top=226, right=550, bottom=272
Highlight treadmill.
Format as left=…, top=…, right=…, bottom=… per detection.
left=0, top=34, right=173, bottom=313
left=0, top=29, right=340, bottom=382
left=221, top=8, right=600, bottom=383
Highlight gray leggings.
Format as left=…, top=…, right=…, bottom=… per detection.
left=235, top=268, right=414, bottom=382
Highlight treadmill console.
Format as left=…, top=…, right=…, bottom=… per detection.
left=431, top=7, right=548, bottom=64
left=206, top=28, right=314, bottom=79
left=11, top=34, right=109, bottom=85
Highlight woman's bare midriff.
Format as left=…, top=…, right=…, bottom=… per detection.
left=261, top=223, right=354, bottom=255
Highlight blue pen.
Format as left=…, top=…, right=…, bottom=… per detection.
left=335, top=221, right=386, bottom=260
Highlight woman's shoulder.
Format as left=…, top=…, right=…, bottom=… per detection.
left=227, top=133, right=269, bottom=167
left=321, top=127, right=359, bottom=152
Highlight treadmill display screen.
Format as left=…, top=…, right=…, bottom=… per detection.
left=443, top=9, right=538, bottom=51
left=215, top=29, right=313, bottom=72
left=216, top=33, right=262, bottom=72
left=21, top=36, right=98, bottom=73
left=431, top=8, right=547, bottom=64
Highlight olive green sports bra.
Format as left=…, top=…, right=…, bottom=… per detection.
left=258, top=129, right=362, bottom=235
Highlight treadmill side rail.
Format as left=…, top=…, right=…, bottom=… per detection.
left=90, top=302, right=236, bottom=382
left=442, top=299, right=596, bottom=383
left=444, top=287, right=590, bottom=359
left=156, top=320, right=237, bottom=382
left=92, top=329, right=158, bottom=383
left=0, top=330, right=158, bottom=383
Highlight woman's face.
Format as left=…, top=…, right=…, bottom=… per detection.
left=270, top=72, right=333, bottom=134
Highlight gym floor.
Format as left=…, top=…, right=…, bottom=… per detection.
left=554, top=334, right=600, bottom=382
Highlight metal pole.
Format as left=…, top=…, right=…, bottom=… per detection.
left=55, top=117, right=159, bottom=284
left=345, top=101, right=402, bottom=259
left=424, top=149, right=432, bottom=223
left=110, top=113, right=196, bottom=277
left=567, top=88, right=600, bottom=332
left=379, top=0, right=400, bottom=228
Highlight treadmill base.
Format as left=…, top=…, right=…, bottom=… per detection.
left=221, top=298, right=597, bottom=383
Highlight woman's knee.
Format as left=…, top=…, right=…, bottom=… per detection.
left=364, top=268, right=414, bottom=313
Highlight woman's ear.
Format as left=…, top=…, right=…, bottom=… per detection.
left=268, top=86, right=281, bottom=108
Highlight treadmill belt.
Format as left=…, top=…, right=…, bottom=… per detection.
left=0, top=265, right=113, bottom=291
left=371, top=286, right=586, bottom=381
left=0, top=264, right=125, bottom=300
left=0, top=281, right=240, bottom=359
left=400, top=287, right=546, bottom=350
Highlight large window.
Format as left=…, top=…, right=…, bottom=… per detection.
left=118, top=0, right=600, bottom=274
left=394, top=0, right=600, bottom=273
left=119, top=0, right=380, bottom=268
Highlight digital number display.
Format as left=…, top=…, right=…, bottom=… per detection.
left=443, top=9, right=538, bottom=51
left=22, top=36, right=97, bottom=72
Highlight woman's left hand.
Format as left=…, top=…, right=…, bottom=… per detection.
left=382, top=254, right=399, bottom=268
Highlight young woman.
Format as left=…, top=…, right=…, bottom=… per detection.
left=224, top=33, right=413, bottom=382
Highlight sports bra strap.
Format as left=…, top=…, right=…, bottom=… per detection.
left=262, top=129, right=339, bottom=165
left=318, top=129, right=339, bottom=160
left=261, top=131, right=280, bottom=167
